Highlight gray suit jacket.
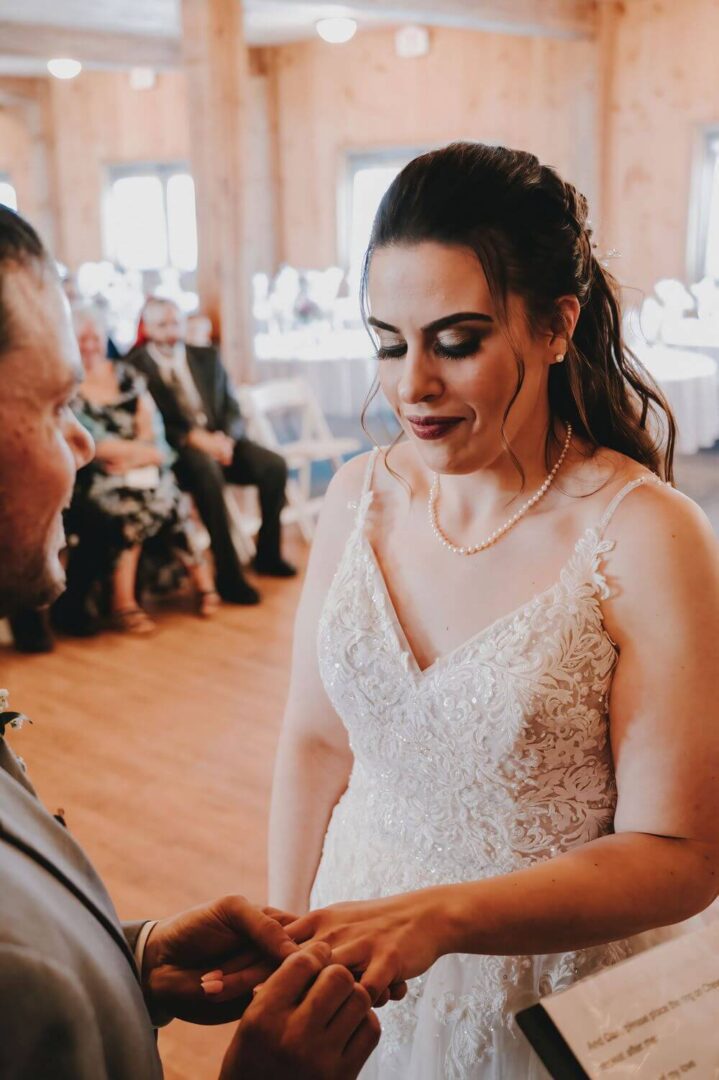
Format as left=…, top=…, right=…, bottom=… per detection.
left=0, top=737, right=163, bottom=1079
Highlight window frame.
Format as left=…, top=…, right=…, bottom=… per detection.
left=338, top=146, right=433, bottom=274
left=687, top=124, right=719, bottom=282
left=101, top=160, right=197, bottom=274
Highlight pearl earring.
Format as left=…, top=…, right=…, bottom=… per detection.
left=553, top=353, right=565, bottom=363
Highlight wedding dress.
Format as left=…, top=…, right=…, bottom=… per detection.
left=310, top=448, right=661, bottom=1079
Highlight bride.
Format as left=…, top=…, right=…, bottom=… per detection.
left=267, top=143, right=719, bottom=1077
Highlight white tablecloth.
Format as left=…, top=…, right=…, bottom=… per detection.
left=639, top=345, right=719, bottom=455
left=254, top=329, right=379, bottom=419
left=254, top=333, right=719, bottom=453
left=660, top=318, right=719, bottom=367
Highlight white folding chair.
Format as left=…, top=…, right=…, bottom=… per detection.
left=239, top=377, right=361, bottom=541
left=224, top=488, right=260, bottom=564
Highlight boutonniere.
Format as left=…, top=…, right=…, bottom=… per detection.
left=0, top=689, right=31, bottom=737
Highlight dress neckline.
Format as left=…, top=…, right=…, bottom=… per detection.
left=360, top=525, right=604, bottom=678
left=351, top=451, right=658, bottom=679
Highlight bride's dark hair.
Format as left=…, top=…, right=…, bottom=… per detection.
left=360, top=141, right=675, bottom=483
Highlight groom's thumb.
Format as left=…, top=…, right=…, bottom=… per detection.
left=220, top=895, right=299, bottom=960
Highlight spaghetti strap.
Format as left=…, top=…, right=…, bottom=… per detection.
left=347, top=447, right=380, bottom=527
left=598, top=474, right=662, bottom=536
left=360, top=447, right=381, bottom=500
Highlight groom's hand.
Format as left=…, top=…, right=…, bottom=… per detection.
left=219, top=942, right=380, bottom=1080
left=142, top=895, right=298, bottom=1024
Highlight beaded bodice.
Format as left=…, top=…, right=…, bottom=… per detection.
left=311, top=451, right=656, bottom=1076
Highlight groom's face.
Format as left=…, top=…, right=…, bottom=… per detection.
left=0, top=265, right=94, bottom=615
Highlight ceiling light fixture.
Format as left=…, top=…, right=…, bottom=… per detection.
left=47, top=58, right=82, bottom=80
left=395, top=25, right=430, bottom=59
left=316, top=17, right=357, bottom=44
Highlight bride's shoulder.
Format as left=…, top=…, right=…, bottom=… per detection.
left=594, top=452, right=717, bottom=597
left=325, top=449, right=377, bottom=504
left=593, top=449, right=706, bottom=532
left=316, top=450, right=382, bottom=537
left=570, top=446, right=700, bottom=529
left=328, top=442, right=419, bottom=501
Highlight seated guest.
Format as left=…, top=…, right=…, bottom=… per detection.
left=0, top=204, right=382, bottom=1078
left=129, top=298, right=296, bottom=606
left=7, top=605, right=55, bottom=654
left=72, top=304, right=220, bottom=633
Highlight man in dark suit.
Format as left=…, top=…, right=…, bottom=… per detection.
left=129, top=299, right=296, bottom=606
left=0, top=207, right=382, bottom=1077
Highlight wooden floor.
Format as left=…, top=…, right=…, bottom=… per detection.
left=1, top=533, right=308, bottom=1080
left=2, top=450, right=717, bottom=1078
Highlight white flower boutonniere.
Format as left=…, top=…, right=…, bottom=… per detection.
left=0, top=688, right=31, bottom=735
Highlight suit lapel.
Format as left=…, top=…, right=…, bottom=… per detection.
left=139, top=350, right=162, bottom=385
left=139, top=352, right=179, bottom=417
left=0, top=739, right=138, bottom=974
left=0, top=736, right=36, bottom=796
left=139, top=349, right=173, bottom=408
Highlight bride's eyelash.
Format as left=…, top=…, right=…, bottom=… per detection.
left=375, top=337, right=482, bottom=361
left=375, top=345, right=407, bottom=360
left=435, top=338, right=481, bottom=359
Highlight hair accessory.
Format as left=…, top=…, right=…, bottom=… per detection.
left=427, top=424, right=573, bottom=556
left=598, top=248, right=622, bottom=269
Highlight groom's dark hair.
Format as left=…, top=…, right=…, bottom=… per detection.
left=0, top=205, right=51, bottom=357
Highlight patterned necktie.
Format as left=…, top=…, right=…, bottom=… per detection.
left=168, top=367, right=206, bottom=428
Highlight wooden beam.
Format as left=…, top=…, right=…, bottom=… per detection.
left=595, top=0, right=622, bottom=248
left=0, top=81, right=59, bottom=253
left=259, top=0, right=597, bottom=40
left=0, top=22, right=181, bottom=69
left=259, top=48, right=284, bottom=274
left=182, top=0, right=255, bottom=383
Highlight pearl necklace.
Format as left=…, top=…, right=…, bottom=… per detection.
left=427, top=424, right=573, bottom=556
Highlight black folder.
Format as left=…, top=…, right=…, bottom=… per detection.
left=516, top=1003, right=591, bottom=1079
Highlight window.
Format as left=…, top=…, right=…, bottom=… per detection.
left=0, top=174, right=17, bottom=211
left=102, top=163, right=198, bottom=275
left=341, top=149, right=431, bottom=289
left=688, top=127, right=719, bottom=281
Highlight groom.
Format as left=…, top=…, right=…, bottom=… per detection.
left=0, top=206, right=380, bottom=1078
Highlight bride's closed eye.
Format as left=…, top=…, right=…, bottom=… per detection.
left=433, top=331, right=485, bottom=359
left=375, top=342, right=407, bottom=361
left=375, top=332, right=485, bottom=362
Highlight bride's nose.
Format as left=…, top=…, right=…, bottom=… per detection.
left=397, top=348, right=443, bottom=405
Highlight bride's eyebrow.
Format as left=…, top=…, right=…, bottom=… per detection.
left=425, top=312, right=493, bottom=332
left=367, top=312, right=493, bottom=334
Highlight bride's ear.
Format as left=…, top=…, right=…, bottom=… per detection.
left=546, top=296, right=580, bottom=363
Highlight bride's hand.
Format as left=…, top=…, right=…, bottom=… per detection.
left=285, top=891, right=449, bottom=1003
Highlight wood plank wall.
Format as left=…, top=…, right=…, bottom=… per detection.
left=1, top=2, right=718, bottom=295
left=270, top=25, right=598, bottom=269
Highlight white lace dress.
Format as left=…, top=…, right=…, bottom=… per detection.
left=310, top=450, right=660, bottom=1079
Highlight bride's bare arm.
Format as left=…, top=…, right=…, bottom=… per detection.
left=268, top=453, right=372, bottom=914
left=286, top=483, right=719, bottom=995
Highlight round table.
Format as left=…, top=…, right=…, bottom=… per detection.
left=254, top=328, right=379, bottom=419
left=639, top=345, right=719, bottom=454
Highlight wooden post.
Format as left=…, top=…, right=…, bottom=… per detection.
left=595, top=0, right=622, bottom=255
left=0, top=81, right=59, bottom=255
left=181, top=0, right=254, bottom=383
left=255, top=47, right=284, bottom=276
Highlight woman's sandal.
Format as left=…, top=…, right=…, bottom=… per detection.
left=111, top=607, right=157, bottom=635
left=197, top=590, right=221, bottom=618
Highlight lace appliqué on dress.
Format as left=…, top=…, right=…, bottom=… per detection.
left=312, top=472, right=650, bottom=1077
